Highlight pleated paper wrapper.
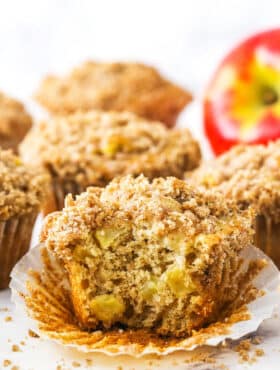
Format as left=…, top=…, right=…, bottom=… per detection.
left=10, top=243, right=280, bottom=357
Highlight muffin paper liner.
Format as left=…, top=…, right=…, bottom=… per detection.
left=43, top=179, right=85, bottom=214
left=0, top=212, right=37, bottom=290
left=10, top=243, right=280, bottom=357
left=255, top=215, right=280, bottom=269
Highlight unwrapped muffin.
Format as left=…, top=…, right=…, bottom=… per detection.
left=20, top=111, right=201, bottom=213
left=187, top=141, right=280, bottom=268
left=0, top=92, right=32, bottom=152
left=40, top=175, right=254, bottom=337
left=0, top=149, right=49, bottom=289
left=35, top=61, right=192, bottom=127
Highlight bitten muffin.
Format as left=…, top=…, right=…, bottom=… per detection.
left=20, top=111, right=201, bottom=213
left=187, top=141, right=280, bottom=267
left=41, top=175, right=254, bottom=337
left=0, top=92, right=32, bottom=152
left=0, top=150, right=49, bottom=289
left=35, top=61, right=192, bottom=127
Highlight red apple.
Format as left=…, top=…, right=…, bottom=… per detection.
left=204, top=29, right=280, bottom=155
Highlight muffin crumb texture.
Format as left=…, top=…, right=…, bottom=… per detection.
left=41, top=175, right=254, bottom=337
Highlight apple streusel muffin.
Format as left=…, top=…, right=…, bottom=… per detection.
left=20, top=111, right=201, bottom=213
left=0, top=92, right=32, bottom=152
left=0, top=149, right=49, bottom=289
left=187, top=141, right=280, bottom=267
left=35, top=61, right=192, bottom=127
left=41, top=175, right=254, bottom=337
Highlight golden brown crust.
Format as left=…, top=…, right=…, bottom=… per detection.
left=0, top=149, right=50, bottom=220
left=187, top=141, right=280, bottom=223
left=20, top=110, right=201, bottom=188
left=41, top=175, right=254, bottom=337
left=0, top=92, right=32, bottom=151
left=35, top=61, right=192, bottom=127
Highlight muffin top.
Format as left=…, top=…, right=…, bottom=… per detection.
left=20, top=111, right=201, bottom=187
left=35, top=61, right=191, bottom=126
left=42, top=175, right=253, bottom=253
left=187, top=141, right=280, bottom=222
left=0, top=149, right=49, bottom=220
left=0, top=92, right=32, bottom=150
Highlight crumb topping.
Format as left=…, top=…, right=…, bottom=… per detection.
left=0, top=92, right=32, bottom=149
left=187, top=141, right=280, bottom=222
left=35, top=61, right=191, bottom=125
left=20, top=111, right=201, bottom=186
left=0, top=149, right=49, bottom=219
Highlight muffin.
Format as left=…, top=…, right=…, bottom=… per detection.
left=0, top=92, right=32, bottom=152
left=187, top=141, right=280, bottom=267
left=35, top=61, right=192, bottom=127
left=20, top=111, right=201, bottom=213
left=0, top=149, right=49, bottom=289
left=40, top=175, right=254, bottom=337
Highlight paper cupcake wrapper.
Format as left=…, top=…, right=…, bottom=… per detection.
left=43, top=179, right=86, bottom=214
left=255, top=215, right=280, bottom=269
left=10, top=243, right=280, bottom=357
left=0, top=212, right=37, bottom=289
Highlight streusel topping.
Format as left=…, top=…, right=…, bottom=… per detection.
left=0, top=149, right=49, bottom=219
left=0, top=92, right=32, bottom=147
left=35, top=61, right=191, bottom=126
left=187, top=141, right=280, bottom=222
left=20, top=111, right=201, bottom=186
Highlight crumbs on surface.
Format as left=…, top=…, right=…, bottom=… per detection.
left=3, top=360, right=12, bottom=367
left=28, top=329, right=39, bottom=338
left=72, top=362, right=81, bottom=368
left=233, top=337, right=265, bottom=364
left=4, top=316, right=12, bottom=322
left=11, top=344, right=21, bottom=352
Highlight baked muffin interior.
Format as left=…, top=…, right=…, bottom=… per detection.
left=41, top=175, right=254, bottom=337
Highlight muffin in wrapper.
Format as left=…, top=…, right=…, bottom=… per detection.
left=187, top=141, right=280, bottom=269
left=20, top=111, right=201, bottom=214
left=10, top=242, right=280, bottom=356
left=0, top=150, right=49, bottom=289
left=10, top=176, right=280, bottom=355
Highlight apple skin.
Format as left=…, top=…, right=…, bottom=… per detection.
left=204, top=29, right=280, bottom=155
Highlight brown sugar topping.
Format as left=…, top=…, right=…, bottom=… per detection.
left=187, top=140, right=280, bottom=222
left=35, top=61, right=192, bottom=126
left=0, top=92, right=32, bottom=150
left=20, top=111, right=201, bottom=187
left=0, top=149, right=49, bottom=220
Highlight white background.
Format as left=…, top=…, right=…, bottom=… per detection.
left=0, top=0, right=280, bottom=100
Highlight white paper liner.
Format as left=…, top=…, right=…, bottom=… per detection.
left=10, top=243, right=280, bottom=357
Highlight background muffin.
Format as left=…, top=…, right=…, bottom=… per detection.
left=187, top=141, right=280, bottom=268
left=0, top=149, right=49, bottom=289
left=41, top=175, right=254, bottom=337
left=35, top=61, right=192, bottom=127
left=20, top=111, right=201, bottom=213
left=0, top=92, right=32, bottom=152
